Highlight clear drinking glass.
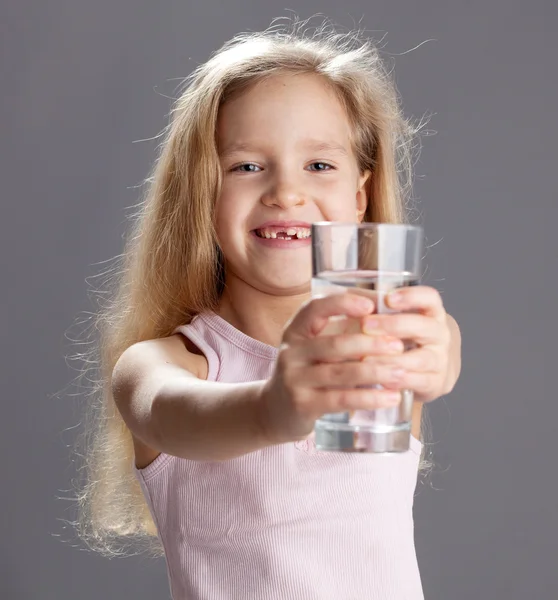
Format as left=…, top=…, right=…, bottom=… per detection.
left=311, top=222, right=423, bottom=453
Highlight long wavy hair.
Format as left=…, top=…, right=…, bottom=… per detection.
left=69, top=17, right=430, bottom=558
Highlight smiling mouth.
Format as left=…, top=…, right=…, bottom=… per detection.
left=254, top=226, right=311, bottom=240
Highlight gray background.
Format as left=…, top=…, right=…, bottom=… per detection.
left=1, top=0, right=556, bottom=598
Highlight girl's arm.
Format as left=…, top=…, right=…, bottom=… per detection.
left=113, top=296, right=459, bottom=464
left=112, top=336, right=271, bottom=462
left=112, top=294, right=396, bottom=463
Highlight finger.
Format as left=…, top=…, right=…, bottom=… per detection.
left=383, top=346, right=441, bottom=373
left=296, top=360, right=408, bottom=390
left=363, top=313, right=448, bottom=346
left=290, top=334, right=405, bottom=364
left=396, top=371, right=441, bottom=402
left=284, top=293, right=375, bottom=342
left=385, top=285, right=446, bottom=321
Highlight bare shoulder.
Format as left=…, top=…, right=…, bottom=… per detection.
left=113, top=332, right=208, bottom=383
left=112, top=332, right=208, bottom=469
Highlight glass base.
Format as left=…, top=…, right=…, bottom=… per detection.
left=314, top=420, right=411, bottom=453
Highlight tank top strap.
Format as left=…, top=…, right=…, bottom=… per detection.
left=172, top=312, right=277, bottom=384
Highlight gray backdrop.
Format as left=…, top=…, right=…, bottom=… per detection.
left=2, top=1, right=556, bottom=598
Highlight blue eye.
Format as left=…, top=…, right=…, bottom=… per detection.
left=232, top=163, right=261, bottom=172
left=308, top=162, right=333, bottom=171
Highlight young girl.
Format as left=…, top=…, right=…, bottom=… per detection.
left=76, top=19, right=461, bottom=600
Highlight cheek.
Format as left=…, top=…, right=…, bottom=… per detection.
left=214, top=194, right=233, bottom=245
left=317, top=182, right=360, bottom=222
left=214, top=192, right=249, bottom=251
left=215, top=181, right=251, bottom=221
left=214, top=185, right=239, bottom=222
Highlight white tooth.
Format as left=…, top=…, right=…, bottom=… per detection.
left=265, top=232, right=271, bottom=239
left=286, top=228, right=296, bottom=236
left=271, top=231, right=277, bottom=239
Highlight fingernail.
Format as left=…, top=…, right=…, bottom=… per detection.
left=388, top=339, right=404, bottom=351
left=363, top=317, right=380, bottom=333
left=355, top=297, right=374, bottom=311
left=386, top=392, right=401, bottom=404
left=388, top=291, right=404, bottom=306
left=391, top=368, right=406, bottom=380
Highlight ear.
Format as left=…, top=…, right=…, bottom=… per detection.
left=356, top=170, right=372, bottom=222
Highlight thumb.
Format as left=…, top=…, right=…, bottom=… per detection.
left=284, top=293, right=375, bottom=342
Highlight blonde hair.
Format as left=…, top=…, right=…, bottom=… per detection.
left=69, top=16, right=431, bottom=557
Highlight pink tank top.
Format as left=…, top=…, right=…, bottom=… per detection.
left=134, top=312, right=424, bottom=600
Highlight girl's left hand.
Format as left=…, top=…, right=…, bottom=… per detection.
left=362, top=286, right=461, bottom=403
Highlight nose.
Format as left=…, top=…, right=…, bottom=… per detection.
left=260, top=176, right=305, bottom=210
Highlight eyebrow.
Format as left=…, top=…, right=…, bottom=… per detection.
left=303, top=139, right=349, bottom=157
left=219, top=138, right=350, bottom=158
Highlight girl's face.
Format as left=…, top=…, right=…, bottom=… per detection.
left=215, top=73, right=370, bottom=296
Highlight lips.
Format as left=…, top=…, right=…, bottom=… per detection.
left=251, top=221, right=312, bottom=248
left=255, top=226, right=311, bottom=240
left=252, top=221, right=312, bottom=240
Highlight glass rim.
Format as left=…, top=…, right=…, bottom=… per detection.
left=311, top=221, right=422, bottom=232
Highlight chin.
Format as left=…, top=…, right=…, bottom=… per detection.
left=258, top=275, right=311, bottom=296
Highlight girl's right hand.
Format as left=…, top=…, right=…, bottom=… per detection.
left=258, top=293, right=407, bottom=445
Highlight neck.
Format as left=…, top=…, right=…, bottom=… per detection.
left=217, top=276, right=310, bottom=347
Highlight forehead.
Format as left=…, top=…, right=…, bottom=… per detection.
left=216, top=73, right=354, bottom=152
